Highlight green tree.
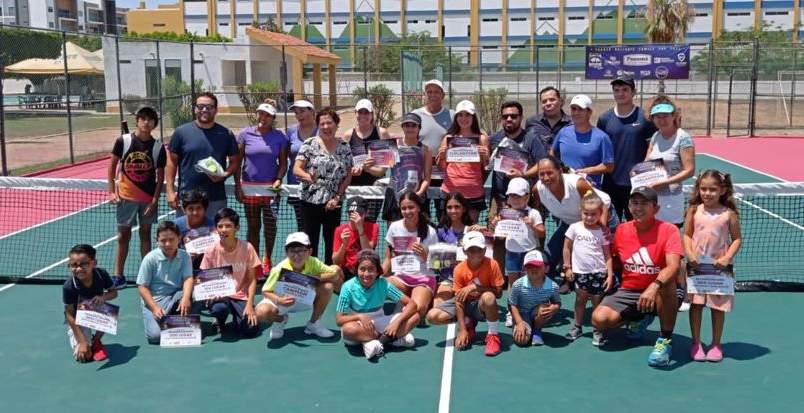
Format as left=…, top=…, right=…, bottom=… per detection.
left=472, top=88, right=509, bottom=135
left=162, top=78, right=207, bottom=128
left=643, top=0, right=695, bottom=93
left=125, top=31, right=231, bottom=43
left=352, top=84, right=396, bottom=128
left=357, top=31, right=465, bottom=76
left=237, top=81, right=282, bottom=125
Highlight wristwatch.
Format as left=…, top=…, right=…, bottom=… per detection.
left=653, top=279, right=665, bottom=288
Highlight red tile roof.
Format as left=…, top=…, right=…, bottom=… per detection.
left=246, top=27, right=341, bottom=64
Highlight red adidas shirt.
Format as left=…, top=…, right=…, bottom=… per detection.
left=613, top=220, right=683, bottom=291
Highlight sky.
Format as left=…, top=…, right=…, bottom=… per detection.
left=116, top=0, right=169, bottom=10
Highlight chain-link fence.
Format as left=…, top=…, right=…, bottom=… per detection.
left=3, top=24, right=804, bottom=176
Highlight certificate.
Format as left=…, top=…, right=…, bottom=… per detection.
left=76, top=300, right=120, bottom=335
left=160, top=315, right=202, bottom=347
left=446, top=136, right=480, bottom=163
left=687, top=264, right=735, bottom=296
left=351, top=142, right=368, bottom=167
left=493, top=148, right=529, bottom=174
left=494, top=208, right=529, bottom=239
left=392, top=235, right=418, bottom=253
left=241, top=183, right=280, bottom=198
left=428, top=243, right=458, bottom=271
left=192, top=266, right=237, bottom=301
left=368, top=140, right=398, bottom=168
left=630, top=160, right=668, bottom=188
left=391, top=254, right=423, bottom=274
left=183, top=233, right=220, bottom=255
left=455, top=230, right=495, bottom=261
left=275, top=269, right=318, bottom=307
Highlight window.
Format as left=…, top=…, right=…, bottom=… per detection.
left=511, top=45, right=525, bottom=49
left=165, top=59, right=182, bottom=83
left=482, top=45, right=496, bottom=49
left=154, top=23, right=166, bottom=27
left=511, top=17, right=526, bottom=22
left=425, top=19, right=435, bottom=23
left=9, top=6, right=15, bottom=15
left=568, top=16, right=585, bottom=20
left=482, top=18, right=498, bottom=22
left=538, top=17, right=554, bottom=21
left=145, top=60, right=160, bottom=98
left=48, top=7, right=53, bottom=12
left=695, top=13, right=708, bottom=17
left=407, top=19, right=418, bottom=24
left=309, top=20, right=322, bottom=24
left=727, top=12, right=750, bottom=17
left=598, top=14, right=614, bottom=19
left=385, top=20, right=397, bottom=24
left=49, top=22, right=54, bottom=28
left=765, top=11, right=789, bottom=16
left=334, top=20, right=346, bottom=25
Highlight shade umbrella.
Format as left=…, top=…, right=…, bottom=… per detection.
left=5, top=41, right=104, bottom=76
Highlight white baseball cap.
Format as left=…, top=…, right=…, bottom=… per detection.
left=455, top=100, right=476, bottom=116
left=424, top=79, right=445, bottom=92
left=256, top=103, right=277, bottom=116
left=285, top=232, right=311, bottom=247
left=355, top=98, right=374, bottom=113
left=569, top=94, right=593, bottom=110
left=462, top=231, right=487, bottom=251
left=506, top=177, right=530, bottom=196
left=289, top=99, right=314, bottom=110
left=523, top=250, right=545, bottom=267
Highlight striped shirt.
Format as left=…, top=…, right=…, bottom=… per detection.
left=336, top=277, right=404, bottom=314
left=509, top=276, right=561, bottom=315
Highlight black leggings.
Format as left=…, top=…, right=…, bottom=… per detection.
left=300, top=201, right=341, bottom=264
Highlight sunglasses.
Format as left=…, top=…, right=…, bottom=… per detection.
left=501, top=114, right=520, bottom=120
left=196, top=104, right=217, bottom=112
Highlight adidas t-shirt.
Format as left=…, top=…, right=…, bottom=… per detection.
left=613, top=220, right=683, bottom=291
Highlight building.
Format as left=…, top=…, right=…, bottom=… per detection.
left=1, top=0, right=128, bottom=33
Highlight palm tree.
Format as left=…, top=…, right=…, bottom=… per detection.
left=643, top=0, right=695, bottom=93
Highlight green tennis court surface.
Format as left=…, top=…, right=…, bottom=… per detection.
left=0, top=154, right=801, bottom=411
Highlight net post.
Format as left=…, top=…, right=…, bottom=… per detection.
left=0, top=60, right=7, bottom=176
left=156, top=40, right=164, bottom=140
left=62, top=31, right=75, bottom=164
left=115, top=35, right=124, bottom=131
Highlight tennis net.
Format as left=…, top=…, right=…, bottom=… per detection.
left=0, top=176, right=802, bottom=291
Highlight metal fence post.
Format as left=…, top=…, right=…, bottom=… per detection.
left=535, top=45, right=540, bottom=98
left=478, top=46, right=484, bottom=109
left=62, top=31, right=75, bottom=164
left=115, top=35, right=124, bottom=131
left=156, top=40, right=164, bottom=139
left=748, top=38, right=759, bottom=137
left=190, top=40, right=196, bottom=109
left=726, top=69, right=734, bottom=137
left=791, top=45, right=798, bottom=127
left=281, top=45, right=288, bottom=129
left=448, top=46, right=453, bottom=107
left=362, top=45, right=368, bottom=96
left=705, top=40, right=714, bottom=136
left=400, top=48, right=405, bottom=114
left=0, top=61, right=7, bottom=175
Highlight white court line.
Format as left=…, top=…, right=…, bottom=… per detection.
left=738, top=198, right=804, bottom=232
left=0, top=210, right=176, bottom=293
left=438, top=323, right=456, bottom=413
left=0, top=199, right=111, bottom=241
left=697, top=152, right=788, bottom=183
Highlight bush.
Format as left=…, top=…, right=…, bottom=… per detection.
left=352, top=84, right=396, bottom=128
left=472, top=88, right=508, bottom=135
left=161, top=77, right=207, bottom=128
left=402, top=92, right=425, bottom=115
left=122, top=94, right=145, bottom=115
left=237, top=81, right=282, bottom=125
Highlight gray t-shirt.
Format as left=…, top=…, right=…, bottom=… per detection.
left=413, top=106, right=455, bottom=156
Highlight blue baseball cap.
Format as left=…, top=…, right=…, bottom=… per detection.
left=650, top=103, right=675, bottom=115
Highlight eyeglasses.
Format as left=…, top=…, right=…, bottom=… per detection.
left=501, top=114, right=520, bottom=120
left=196, top=104, right=216, bottom=112
left=67, top=261, right=91, bottom=270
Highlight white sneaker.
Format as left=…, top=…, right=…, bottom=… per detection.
left=678, top=301, right=691, bottom=312
left=304, top=320, right=335, bottom=338
left=391, top=333, right=415, bottom=348
left=269, top=316, right=287, bottom=341
left=505, top=312, right=513, bottom=328
left=363, top=339, right=384, bottom=360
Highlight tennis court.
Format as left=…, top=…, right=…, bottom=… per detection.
left=0, top=153, right=802, bottom=412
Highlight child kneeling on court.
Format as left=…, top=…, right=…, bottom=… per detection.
left=509, top=250, right=561, bottom=347
left=256, top=232, right=344, bottom=342
left=199, top=208, right=261, bottom=337
left=336, top=250, right=420, bottom=360
left=137, top=221, right=195, bottom=344
left=64, top=244, right=118, bottom=362
left=175, top=190, right=216, bottom=269
left=426, top=231, right=505, bottom=357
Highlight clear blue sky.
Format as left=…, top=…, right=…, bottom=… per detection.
left=116, top=0, right=166, bottom=10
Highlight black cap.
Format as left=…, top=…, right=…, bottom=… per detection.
left=611, top=74, right=636, bottom=89
left=400, top=112, right=422, bottom=126
left=347, top=196, right=369, bottom=214
left=630, top=186, right=659, bottom=203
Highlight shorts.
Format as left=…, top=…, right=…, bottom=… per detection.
left=599, top=288, right=655, bottom=322
left=256, top=296, right=313, bottom=315
left=505, top=250, right=527, bottom=275
left=342, top=309, right=402, bottom=345
left=574, top=272, right=607, bottom=295
left=688, top=293, right=733, bottom=312
left=66, top=325, right=94, bottom=359
left=436, top=298, right=487, bottom=322
left=116, top=199, right=157, bottom=227
left=392, top=274, right=437, bottom=292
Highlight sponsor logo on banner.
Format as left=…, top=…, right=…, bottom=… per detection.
left=624, top=54, right=652, bottom=66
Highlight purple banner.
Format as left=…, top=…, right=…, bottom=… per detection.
left=585, top=44, right=690, bottom=80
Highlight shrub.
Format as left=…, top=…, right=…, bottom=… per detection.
left=352, top=84, right=396, bottom=128
left=472, top=87, right=508, bottom=135
left=237, top=81, right=282, bottom=125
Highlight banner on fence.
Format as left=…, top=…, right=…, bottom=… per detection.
left=585, top=44, right=690, bottom=80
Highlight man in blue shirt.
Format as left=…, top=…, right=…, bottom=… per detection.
left=525, top=86, right=572, bottom=152
left=551, top=94, right=614, bottom=188
left=165, top=92, right=240, bottom=219
left=597, top=74, right=657, bottom=220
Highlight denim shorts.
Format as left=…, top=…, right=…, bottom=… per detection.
left=505, top=250, right=528, bottom=275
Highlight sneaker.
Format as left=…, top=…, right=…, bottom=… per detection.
left=484, top=333, right=502, bottom=356
left=391, top=333, right=415, bottom=348
left=111, top=275, right=127, bottom=289
left=363, top=339, right=384, bottom=360
left=591, top=330, right=605, bottom=347
left=505, top=312, right=513, bottom=328
left=678, top=301, right=691, bottom=312
left=565, top=325, right=583, bottom=341
left=268, top=316, right=287, bottom=341
left=531, top=329, right=544, bottom=346
left=304, top=320, right=335, bottom=338
left=648, top=337, right=673, bottom=367
left=690, top=342, right=707, bottom=361
left=705, top=345, right=724, bottom=362
left=625, top=314, right=655, bottom=341
left=91, top=337, right=108, bottom=362
left=464, top=318, right=477, bottom=343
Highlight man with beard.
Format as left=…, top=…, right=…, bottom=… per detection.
left=165, top=92, right=240, bottom=220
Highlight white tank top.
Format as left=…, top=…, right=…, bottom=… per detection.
left=536, top=173, right=611, bottom=225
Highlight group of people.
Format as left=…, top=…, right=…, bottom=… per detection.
left=63, top=75, right=741, bottom=367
